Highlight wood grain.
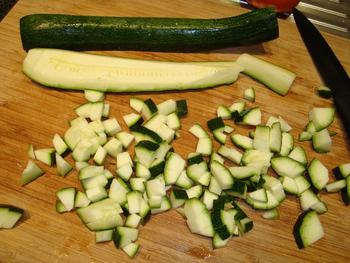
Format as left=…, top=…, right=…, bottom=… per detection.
left=1, top=0, right=350, bottom=262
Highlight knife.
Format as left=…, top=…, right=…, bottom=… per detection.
left=292, top=8, right=350, bottom=145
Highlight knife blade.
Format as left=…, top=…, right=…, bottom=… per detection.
left=292, top=7, right=350, bottom=144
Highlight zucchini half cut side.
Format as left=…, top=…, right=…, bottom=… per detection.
left=23, top=49, right=243, bottom=93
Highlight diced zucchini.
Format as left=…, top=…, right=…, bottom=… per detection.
left=123, top=113, right=143, bottom=128
left=0, top=205, right=24, bottom=229
left=271, top=157, right=305, bottom=178
left=227, top=180, right=247, bottom=199
left=84, top=90, right=104, bottom=102
left=207, top=117, right=225, bottom=132
left=202, top=190, right=219, bottom=210
left=293, top=210, right=324, bottom=249
left=141, top=98, right=158, bottom=120
left=262, top=208, right=279, bottom=220
left=169, top=189, right=188, bottom=208
left=167, top=112, right=181, bottom=130
left=213, top=129, right=226, bottom=144
left=269, top=122, right=282, bottom=153
left=130, top=98, right=144, bottom=113
left=55, top=153, right=72, bottom=177
left=143, top=114, right=167, bottom=132
left=241, top=149, right=272, bottom=168
left=325, top=179, right=346, bottom=192
left=116, top=132, right=134, bottom=149
left=129, top=178, right=146, bottom=193
left=116, top=163, right=133, bottom=181
left=95, top=229, right=114, bottom=243
left=176, top=99, right=188, bottom=118
left=74, top=191, right=91, bottom=208
left=212, top=233, right=232, bottom=249
left=155, top=123, right=175, bottom=143
left=72, top=140, right=92, bottom=161
left=151, top=196, right=172, bottom=214
left=210, top=161, right=234, bottom=190
left=157, top=99, right=176, bottom=115
left=309, top=107, right=335, bottom=131
left=340, top=176, right=350, bottom=205
left=20, top=160, right=45, bottom=186
left=102, top=103, right=110, bottom=118
left=333, top=163, right=350, bottom=179
left=176, top=170, right=194, bottom=189
left=56, top=187, right=76, bottom=212
left=34, top=148, right=55, bottom=166
left=189, top=124, right=209, bottom=138
left=280, top=176, right=299, bottom=195
left=135, top=140, right=159, bottom=167
left=186, top=185, right=203, bottom=199
left=312, top=129, right=332, bottom=153
left=145, top=177, right=166, bottom=199
left=317, top=86, right=332, bottom=99
left=229, top=101, right=245, bottom=114
left=263, top=175, right=285, bottom=202
left=93, top=146, right=107, bottom=165
left=164, top=152, right=186, bottom=185
left=248, top=189, right=267, bottom=202
left=196, top=137, right=212, bottom=156
left=103, top=118, right=122, bottom=136
left=89, top=102, right=105, bottom=121
left=240, top=107, right=261, bottom=126
left=79, top=165, right=104, bottom=180
left=113, top=226, right=139, bottom=248
left=308, top=159, right=329, bottom=190
left=86, top=186, right=108, bottom=203
left=184, top=198, right=214, bottom=237
left=224, top=125, right=234, bottom=134
left=295, top=176, right=311, bottom=195
left=52, top=134, right=69, bottom=156
left=127, top=191, right=143, bottom=214
left=299, top=189, right=320, bottom=211
left=69, top=116, right=88, bottom=127
left=103, top=138, right=123, bottom=159
left=122, top=243, right=140, bottom=258
left=125, top=214, right=142, bottom=228
left=116, top=152, right=133, bottom=169
left=209, top=176, right=223, bottom=196
left=311, top=201, right=328, bottom=214
left=135, top=162, right=151, bottom=179
left=228, top=166, right=260, bottom=180
left=217, top=145, right=242, bottom=165
left=253, top=125, right=270, bottom=153
left=279, top=132, right=294, bottom=156
left=56, top=200, right=67, bottom=213
left=109, top=178, right=130, bottom=204
left=288, top=146, right=308, bottom=166
left=217, top=105, right=231, bottom=120
left=131, top=125, right=162, bottom=144
left=231, top=134, right=253, bottom=150
left=299, top=131, right=313, bottom=141
left=244, top=87, right=255, bottom=102
left=77, top=198, right=123, bottom=231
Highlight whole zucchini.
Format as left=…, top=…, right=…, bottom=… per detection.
left=20, top=8, right=278, bottom=52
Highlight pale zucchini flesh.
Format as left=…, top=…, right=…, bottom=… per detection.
left=23, top=49, right=243, bottom=92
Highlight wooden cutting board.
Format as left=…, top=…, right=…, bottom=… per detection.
left=1, top=0, right=350, bottom=262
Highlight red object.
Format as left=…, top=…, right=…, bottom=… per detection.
left=247, top=0, right=300, bottom=12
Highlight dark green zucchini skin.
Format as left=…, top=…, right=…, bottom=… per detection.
left=20, top=8, right=278, bottom=52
